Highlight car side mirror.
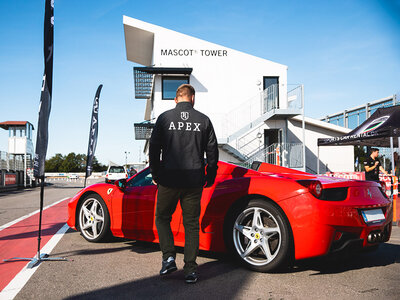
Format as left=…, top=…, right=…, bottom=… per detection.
left=115, top=179, right=127, bottom=191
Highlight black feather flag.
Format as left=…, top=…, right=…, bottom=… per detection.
left=85, top=84, right=103, bottom=178
left=33, top=0, right=54, bottom=178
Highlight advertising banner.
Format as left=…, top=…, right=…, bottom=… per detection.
left=318, top=105, right=400, bottom=147
left=325, top=171, right=365, bottom=180
left=85, top=84, right=103, bottom=178
left=33, top=0, right=54, bottom=178
left=5, top=174, right=17, bottom=185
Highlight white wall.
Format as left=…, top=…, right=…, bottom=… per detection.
left=288, top=119, right=354, bottom=173
left=8, top=137, right=27, bottom=155
left=145, top=23, right=288, bottom=140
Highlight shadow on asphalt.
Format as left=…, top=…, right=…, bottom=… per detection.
left=290, top=242, right=400, bottom=275
left=51, top=186, right=85, bottom=189
left=0, top=187, right=38, bottom=197
left=65, top=260, right=249, bottom=300
left=0, top=222, right=71, bottom=241
left=52, top=245, right=138, bottom=258
left=126, top=240, right=227, bottom=260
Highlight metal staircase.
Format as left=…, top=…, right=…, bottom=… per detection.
left=219, top=85, right=304, bottom=167
left=242, top=143, right=304, bottom=169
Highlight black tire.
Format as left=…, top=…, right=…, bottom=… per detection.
left=224, top=198, right=292, bottom=272
left=78, top=194, right=112, bottom=242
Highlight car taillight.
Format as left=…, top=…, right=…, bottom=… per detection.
left=297, top=180, right=323, bottom=198
left=380, top=181, right=386, bottom=193
left=106, top=174, right=108, bottom=178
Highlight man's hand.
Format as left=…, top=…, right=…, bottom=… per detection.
left=204, top=181, right=214, bottom=188
left=374, top=161, right=379, bottom=166
left=152, top=179, right=157, bottom=185
left=204, top=176, right=215, bottom=188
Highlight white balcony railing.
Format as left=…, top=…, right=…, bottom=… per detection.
left=242, top=143, right=304, bottom=169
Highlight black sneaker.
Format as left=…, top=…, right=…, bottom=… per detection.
left=185, top=272, right=198, bottom=284
left=160, top=257, right=177, bottom=276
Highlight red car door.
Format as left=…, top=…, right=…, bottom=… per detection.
left=121, top=168, right=182, bottom=241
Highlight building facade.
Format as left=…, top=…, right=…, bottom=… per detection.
left=124, top=16, right=354, bottom=173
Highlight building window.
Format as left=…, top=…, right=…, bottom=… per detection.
left=162, top=76, right=189, bottom=100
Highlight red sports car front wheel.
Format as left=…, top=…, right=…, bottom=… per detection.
left=225, top=199, right=292, bottom=272
left=78, top=194, right=111, bottom=242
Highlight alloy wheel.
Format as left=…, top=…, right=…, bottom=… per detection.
left=79, top=197, right=105, bottom=240
left=233, top=206, right=282, bottom=266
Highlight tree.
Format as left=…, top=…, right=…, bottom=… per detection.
left=92, top=156, right=107, bottom=172
left=60, top=152, right=81, bottom=172
left=45, top=153, right=64, bottom=172
left=45, top=152, right=107, bottom=172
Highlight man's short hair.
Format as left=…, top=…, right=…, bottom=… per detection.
left=176, top=84, right=195, bottom=99
left=371, top=148, right=379, bottom=153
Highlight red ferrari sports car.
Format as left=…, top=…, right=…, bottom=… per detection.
left=67, top=161, right=393, bottom=272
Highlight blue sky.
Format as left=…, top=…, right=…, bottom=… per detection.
left=0, top=0, right=399, bottom=165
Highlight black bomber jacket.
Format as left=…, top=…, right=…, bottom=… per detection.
left=149, top=102, right=219, bottom=188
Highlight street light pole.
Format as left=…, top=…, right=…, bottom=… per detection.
left=124, top=151, right=130, bottom=167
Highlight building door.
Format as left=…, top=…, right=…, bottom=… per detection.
left=264, top=129, right=279, bottom=148
left=263, top=77, right=279, bottom=112
left=264, top=129, right=282, bottom=165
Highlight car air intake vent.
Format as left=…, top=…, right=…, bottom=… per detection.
left=320, top=187, right=348, bottom=201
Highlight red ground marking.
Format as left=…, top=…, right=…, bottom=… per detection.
left=0, top=199, right=70, bottom=291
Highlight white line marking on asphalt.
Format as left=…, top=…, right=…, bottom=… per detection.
left=0, top=197, right=70, bottom=233
left=0, top=223, right=70, bottom=300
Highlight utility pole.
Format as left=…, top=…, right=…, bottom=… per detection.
left=124, top=151, right=130, bottom=167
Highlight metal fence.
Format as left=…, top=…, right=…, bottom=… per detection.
left=0, top=151, right=29, bottom=171
left=287, top=85, right=303, bottom=110
left=263, top=84, right=279, bottom=113
left=243, top=143, right=304, bottom=169
left=321, top=95, right=398, bottom=129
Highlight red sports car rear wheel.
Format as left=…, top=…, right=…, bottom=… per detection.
left=226, top=199, right=292, bottom=272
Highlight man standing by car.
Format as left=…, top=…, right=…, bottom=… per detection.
left=149, top=84, right=218, bottom=283
left=364, top=148, right=388, bottom=182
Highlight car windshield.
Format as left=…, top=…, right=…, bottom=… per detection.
left=109, top=166, right=125, bottom=173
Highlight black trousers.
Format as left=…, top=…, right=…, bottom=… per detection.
left=155, top=184, right=203, bottom=275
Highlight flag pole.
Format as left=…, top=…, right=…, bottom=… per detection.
left=36, top=176, right=45, bottom=258
left=3, top=0, right=66, bottom=268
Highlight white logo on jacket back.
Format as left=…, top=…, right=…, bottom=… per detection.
left=181, top=112, right=189, bottom=121
left=168, top=121, right=201, bottom=131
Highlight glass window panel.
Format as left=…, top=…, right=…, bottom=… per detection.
left=162, top=77, right=189, bottom=100
left=359, top=111, right=366, bottom=124
left=263, top=77, right=278, bottom=90
left=338, top=117, right=344, bottom=127
left=347, top=114, right=358, bottom=129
